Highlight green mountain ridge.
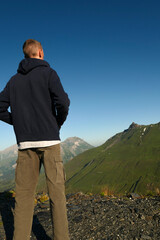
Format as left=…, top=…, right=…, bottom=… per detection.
left=65, top=122, right=160, bottom=195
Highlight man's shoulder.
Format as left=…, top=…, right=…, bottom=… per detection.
left=49, top=67, right=58, bottom=74
left=7, top=74, right=17, bottom=84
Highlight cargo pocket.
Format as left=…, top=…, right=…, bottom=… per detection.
left=55, top=156, right=65, bottom=184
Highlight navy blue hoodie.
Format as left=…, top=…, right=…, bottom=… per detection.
left=0, top=58, right=70, bottom=144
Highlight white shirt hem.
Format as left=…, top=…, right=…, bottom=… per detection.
left=18, top=140, right=61, bottom=150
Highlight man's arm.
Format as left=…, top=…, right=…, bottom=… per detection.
left=49, top=70, right=70, bottom=128
left=0, top=82, right=13, bottom=125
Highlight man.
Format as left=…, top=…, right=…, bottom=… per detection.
left=0, top=39, right=70, bottom=240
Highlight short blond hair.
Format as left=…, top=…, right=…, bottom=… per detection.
left=23, top=39, right=43, bottom=58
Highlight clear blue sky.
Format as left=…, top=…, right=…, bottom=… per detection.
left=0, top=0, right=160, bottom=150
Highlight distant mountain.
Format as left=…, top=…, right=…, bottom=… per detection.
left=61, top=137, right=93, bottom=163
left=0, top=137, right=93, bottom=192
left=65, top=122, right=160, bottom=195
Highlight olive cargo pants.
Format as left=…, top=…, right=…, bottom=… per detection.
left=13, top=144, right=70, bottom=240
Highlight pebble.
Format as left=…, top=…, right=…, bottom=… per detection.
left=0, top=192, right=160, bottom=239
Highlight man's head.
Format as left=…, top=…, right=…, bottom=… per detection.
left=23, top=39, right=44, bottom=59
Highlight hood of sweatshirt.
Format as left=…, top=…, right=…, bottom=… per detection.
left=17, top=58, right=50, bottom=74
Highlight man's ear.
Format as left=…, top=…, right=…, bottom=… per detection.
left=38, top=49, right=44, bottom=59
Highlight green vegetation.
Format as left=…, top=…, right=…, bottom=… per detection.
left=65, top=122, right=160, bottom=195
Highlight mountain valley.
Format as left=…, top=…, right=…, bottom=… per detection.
left=0, top=137, right=93, bottom=192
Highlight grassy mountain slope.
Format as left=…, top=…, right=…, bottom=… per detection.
left=65, top=122, right=160, bottom=195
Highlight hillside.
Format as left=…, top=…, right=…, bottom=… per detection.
left=1, top=191, right=160, bottom=239
left=65, top=122, right=160, bottom=195
left=0, top=137, right=93, bottom=192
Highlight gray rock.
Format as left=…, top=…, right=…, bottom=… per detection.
left=1, top=193, right=160, bottom=239
left=129, top=193, right=141, bottom=199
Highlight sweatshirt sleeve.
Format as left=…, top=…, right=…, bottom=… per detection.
left=49, top=70, right=70, bottom=127
left=0, top=82, right=13, bottom=125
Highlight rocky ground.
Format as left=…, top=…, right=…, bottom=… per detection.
left=0, top=191, right=160, bottom=240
